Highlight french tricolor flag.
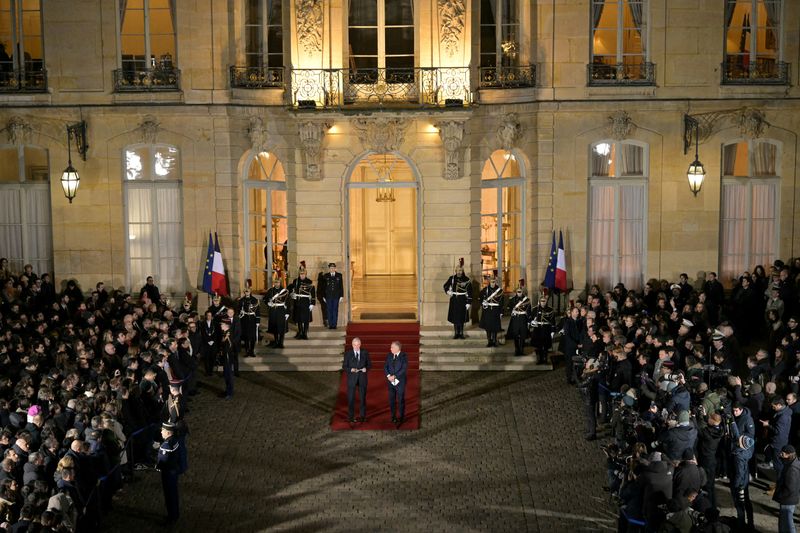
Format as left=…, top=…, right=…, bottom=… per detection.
left=555, top=231, right=567, bottom=292
left=202, top=232, right=228, bottom=296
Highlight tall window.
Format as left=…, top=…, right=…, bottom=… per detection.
left=244, top=0, right=283, bottom=68
left=723, top=0, right=784, bottom=81
left=0, top=0, right=45, bottom=90
left=479, top=0, right=520, bottom=69
left=481, top=149, right=524, bottom=292
left=118, top=0, right=176, bottom=73
left=348, top=0, right=413, bottom=75
left=720, top=140, right=780, bottom=284
left=589, top=0, right=649, bottom=82
left=0, top=145, right=51, bottom=275
left=588, top=141, right=647, bottom=290
left=244, top=151, right=287, bottom=293
left=124, top=144, right=183, bottom=294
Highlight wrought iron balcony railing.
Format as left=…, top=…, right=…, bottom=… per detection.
left=230, top=65, right=285, bottom=89
left=0, top=68, right=47, bottom=92
left=721, top=59, right=790, bottom=85
left=587, top=62, right=656, bottom=86
left=478, top=65, right=536, bottom=89
left=289, top=67, right=471, bottom=108
left=113, top=67, right=181, bottom=92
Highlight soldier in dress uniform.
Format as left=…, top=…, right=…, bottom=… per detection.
left=322, top=262, right=344, bottom=329
left=317, top=268, right=328, bottom=327
left=290, top=261, right=316, bottom=340
left=479, top=271, right=504, bottom=347
left=444, top=257, right=471, bottom=339
left=265, top=271, right=289, bottom=348
left=156, top=422, right=186, bottom=525
left=219, top=318, right=235, bottom=399
left=237, top=285, right=260, bottom=357
left=507, top=280, right=531, bottom=356
left=529, top=292, right=555, bottom=364
left=206, top=293, right=225, bottom=319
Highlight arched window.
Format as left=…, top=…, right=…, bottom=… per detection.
left=481, top=149, right=524, bottom=292
left=0, top=145, right=51, bottom=274
left=123, top=144, right=183, bottom=294
left=719, top=139, right=780, bottom=283
left=588, top=140, right=647, bottom=289
left=243, top=151, right=286, bottom=292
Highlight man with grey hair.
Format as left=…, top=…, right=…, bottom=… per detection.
left=343, top=337, right=371, bottom=423
left=384, top=341, right=408, bottom=426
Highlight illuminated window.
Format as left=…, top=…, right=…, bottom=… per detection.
left=347, top=0, right=413, bottom=75
left=719, top=139, right=780, bottom=284
left=124, top=144, right=183, bottom=294
left=481, top=150, right=524, bottom=292
left=479, top=0, right=520, bottom=68
left=0, top=145, right=51, bottom=275
left=244, top=0, right=283, bottom=68
left=590, top=0, right=650, bottom=83
left=723, top=0, right=785, bottom=82
left=0, top=0, right=45, bottom=90
left=118, top=0, right=176, bottom=72
left=588, top=140, right=647, bottom=290
left=243, top=151, right=287, bottom=292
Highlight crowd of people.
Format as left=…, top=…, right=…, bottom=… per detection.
left=561, top=259, right=800, bottom=532
left=0, top=259, right=216, bottom=531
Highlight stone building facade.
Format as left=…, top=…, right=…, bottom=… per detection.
left=0, top=1, right=798, bottom=326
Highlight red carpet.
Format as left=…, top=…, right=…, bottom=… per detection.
left=330, top=323, right=420, bottom=431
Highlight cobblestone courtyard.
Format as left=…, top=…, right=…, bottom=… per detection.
left=105, top=371, right=782, bottom=532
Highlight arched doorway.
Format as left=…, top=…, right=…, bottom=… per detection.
left=345, top=152, right=420, bottom=321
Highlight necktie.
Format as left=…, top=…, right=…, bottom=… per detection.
left=356, top=352, right=360, bottom=364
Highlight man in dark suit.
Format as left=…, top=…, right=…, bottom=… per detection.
left=322, top=262, right=344, bottom=329
left=563, top=306, right=584, bottom=385
left=384, top=341, right=408, bottom=426
left=343, top=337, right=370, bottom=423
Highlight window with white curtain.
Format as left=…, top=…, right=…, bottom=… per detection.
left=590, top=1, right=647, bottom=67
left=124, top=144, right=183, bottom=294
left=719, top=139, right=780, bottom=284
left=588, top=141, right=647, bottom=290
left=348, top=0, right=414, bottom=74
left=0, top=145, right=51, bottom=276
left=118, top=0, right=177, bottom=72
left=243, top=151, right=287, bottom=293
left=723, top=0, right=783, bottom=80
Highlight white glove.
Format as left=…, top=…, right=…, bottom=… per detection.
left=466, top=304, right=471, bottom=311
left=291, top=293, right=297, bottom=300
left=447, top=290, right=453, bottom=297
left=284, top=314, right=289, bottom=320
left=322, top=298, right=326, bottom=303
left=482, top=302, right=488, bottom=309
left=339, top=297, right=343, bottom=302
left=268, top=302, right=274, bottom=308
left=309, top=305, right=314, bottom=311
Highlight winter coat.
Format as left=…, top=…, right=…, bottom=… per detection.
left=660, top=424, right=698, bottom=462
left=773, top=457, right=800, bottom=506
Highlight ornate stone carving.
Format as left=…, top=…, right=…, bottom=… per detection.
left=138, top=115, right=160, bottom=144
left=352, top=117, right=409, bottom=153
left=437, top=120, right=466, bottom=180
left=248, top=116, right=269, bottom=153
left=298, top=121, right=328, bottom=181
left=296, top=0, right=324, bottom=54
left=496, top=113, right=522, bottom=151
left=606, top=111, right=636, bottom=141
left=6, top=116, right=33, bottom=145
left=736, top=108, right=768, bottom=139
left=438, top=0, right=466, bottom=57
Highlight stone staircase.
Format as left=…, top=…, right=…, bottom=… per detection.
left=238, top=325, right=346, bottom=371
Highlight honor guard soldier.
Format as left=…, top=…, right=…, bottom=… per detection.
left=290, top=261, right=316, bottom=339
left=206, top=293, right=225, bottom=320
left=444, top=257, right=471, bottom=339
left=479, top=270, right=504, bottom=347
left=322, top=262, right=344, bottom=329
left=219, top=318, right=235, bottom=399
left=265, top=270, right=289, bottom=348
left=507, top=280, right=531, bottom=356
left=529, top=292, right=555, bottom=364
left=157, top=421, right=186, bottom=525
left=237, top=285, right=260, bottom=357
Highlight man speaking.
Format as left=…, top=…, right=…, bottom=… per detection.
left=384, top=341, right=408, bottom=427
left=343, top=337, right=370, bottom=423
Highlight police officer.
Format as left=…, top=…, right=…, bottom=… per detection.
left=322, top=262, right=344, bottom=329
left=156, top=422, right=185, bottom=525
left=507, top=280, right=530, bottom=356
left=444, top=258, right=471, bottom=339
left=530, top=293, right=555, bottom=364
left=290, top=261, right=316, bottom=340
left=479, top=271, right=504, bottom=347
left=237, top=286, right=260, bottom=357
left=265, top=273, right=289, bottom=348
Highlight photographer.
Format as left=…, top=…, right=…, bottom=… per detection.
left=658, top=410, right=697, bottom=462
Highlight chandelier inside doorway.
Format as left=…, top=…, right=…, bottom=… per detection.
left=375, top=153, right=396, bottom=203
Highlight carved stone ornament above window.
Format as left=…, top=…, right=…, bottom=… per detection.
left=496, top=113, right=522, bottom=151
left=138, top=115, right=160, bottom=144
left=438, top=0, right=466, bottom=58
left=436, top=120, right=466, bottom=180
left=298, top=121, right=329, bottom=181
left=5, top=116, right=33, bottom=145
left=352, top=117, right=410, bottom=154
left=296, top=0, right=324, bottom=54
left=736, top=108, right=768, bottom=139
left=249, top=116, right=270, bottom=153
left=606, top=111, right=636, bottom=141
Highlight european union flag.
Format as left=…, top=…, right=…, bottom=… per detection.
left=201, top=232, right=214, bottom=294
left=542, top=231, right=557, bottom=289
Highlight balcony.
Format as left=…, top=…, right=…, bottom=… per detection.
left=113, top=67, right=181, bottom=92
left=230, top=66, right=285, bottom=89
left=587, top=62, right=655, bottom=86
left=721, top=58, right=790, bottom=85
left=0, top=68, right=47, bottom=93
left=478, top=65, right=536, bottom=89
left=289, top=67, right=471, bottom=109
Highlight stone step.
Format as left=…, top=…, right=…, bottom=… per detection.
left=420, top=337, right=498, bottom=346
left=420, top=362, right=551, bottom=371
left=240, top=363, right=344, bottom=372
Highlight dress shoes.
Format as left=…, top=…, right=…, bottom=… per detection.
left=396, top=417, right=404, bottom=426
left=348, top=417, right=356, bottom=423
left=391, top=417, right=398, bottom=423
left=294, top=333, right=301, bottom=339
left=358, top=416, right=366, bottom=423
